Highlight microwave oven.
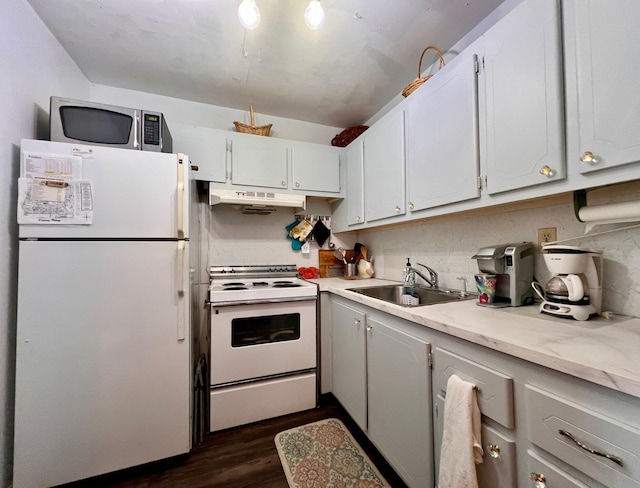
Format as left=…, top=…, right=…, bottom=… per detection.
left=49, top=96, right=173, bottom=153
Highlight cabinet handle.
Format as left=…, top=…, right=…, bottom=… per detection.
left=395, top=205, right=401, bottom=214
left=539, top=165, right=554, bottom=176
left=530, top=472, right=547, bottom=488
left=408, top=201, right=414, bottom=210
left=558, top=429, right=623, bottom=466
left=295, top=181, right=300, bottom=188
left=487, top=444, right=500, bottom=459
left=580, top=151, right=598, bottom=164
left=281, top=180, right=287, bottom=186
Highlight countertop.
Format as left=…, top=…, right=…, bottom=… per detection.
left=309, top=277, right=640, bottom=399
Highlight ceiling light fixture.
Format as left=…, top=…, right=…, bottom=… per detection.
left=238, top=0, right=261, bottom=29
left=304, top=0, right=325, bottom=30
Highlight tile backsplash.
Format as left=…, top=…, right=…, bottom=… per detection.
left=197, top=187, right=640, bottom=318
left=359, top=196, right=640, bottom=318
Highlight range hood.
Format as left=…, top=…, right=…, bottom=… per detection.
left=208, top=188, right=306, bottom=210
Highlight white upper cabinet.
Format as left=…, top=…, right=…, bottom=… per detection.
left=406, top=47, right=480, bottom=212
left=230, top=134, right=289, bottom=189
left=289, top=142, right=341, bottom=193
left=345, top=138, right=365, bottom=226
left=172, top=125, right=227, bottom=183
left=480, top=0, right=565, bottom=194
left=363, top=106, right=406, bottom=222
left=566, top=0, right=640, bottom=174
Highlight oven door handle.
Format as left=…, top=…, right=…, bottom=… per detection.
left=208, top=296, right=317, bottom=307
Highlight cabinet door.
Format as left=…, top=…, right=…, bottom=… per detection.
left=367, top=317, right=433, bottom=488
left=363, top=107, right=406, bottom=222
left=290, top=143, right=341, bottom=193
left=406, top=48, right=480, bottom=212
left=481, top=0, right=565, bottom=194
left=331, top=299, right=367, bottom=431
left=172, top=125, right=227, bottom=183
left=345, top=139, right=364, bottom=226
left=230, top=134, right=288, bottom=189
left=569, top=0, right=640, bottom=174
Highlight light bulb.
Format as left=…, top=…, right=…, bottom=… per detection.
left=305, top=0, right=324, bottom=29
left=238, top=0, right=260, bottom=30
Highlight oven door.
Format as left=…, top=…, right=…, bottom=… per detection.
left=210, top=299, right=316, bottom=386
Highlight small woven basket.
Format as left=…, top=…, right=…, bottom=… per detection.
left=402, top=45, right=446, bottom=98
left=233, top=104, right=272, bottom=136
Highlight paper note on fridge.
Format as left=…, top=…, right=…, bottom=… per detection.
left=18, top=178, right=94, bottom=224
left=21, top=151, right=83, bottom=180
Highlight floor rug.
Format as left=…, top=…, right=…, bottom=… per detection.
left=275, top=418, right=391, bottom=488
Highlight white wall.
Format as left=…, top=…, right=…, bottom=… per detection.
left=89, top=84, right=342, bottom=145
left=0, top=1, right=90, bottom=485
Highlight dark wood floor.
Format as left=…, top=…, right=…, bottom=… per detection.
left=61, top=398, right=408, bottom=488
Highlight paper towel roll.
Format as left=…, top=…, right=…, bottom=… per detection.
left=578, top=200, right=640, bottom=224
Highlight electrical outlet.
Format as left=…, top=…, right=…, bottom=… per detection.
left=538, top=227, right=557, bottom=248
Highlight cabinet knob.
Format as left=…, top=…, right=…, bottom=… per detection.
left=395, top=206, right=401, bottom=214
left=281, top=180, right=287, bottom=186
left=354, top=318, right=360, bottom=326
left=356, top=216, right=361, bottom=222
left=295, top=181, right=300, bottom=188
left=487, top=444, right=500, bottom=459
left=366, top=325, right=373, bottom=332
left=530, top=473, right=547, bottom=488
left=539, top=165, right=554, bottom=176
left=408, top=201, right=414, bottom=210
left=580, top=151, right=598, bottom=164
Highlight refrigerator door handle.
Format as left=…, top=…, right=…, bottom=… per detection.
left=177, top=240, right=186, bottom=341
left=177, top=154, right=186, bottom=239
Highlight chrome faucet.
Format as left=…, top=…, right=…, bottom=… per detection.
left=414, top=263, right=439, bottom=288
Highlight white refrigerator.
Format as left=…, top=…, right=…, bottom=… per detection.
left=14, top=139, right=191, bottom=488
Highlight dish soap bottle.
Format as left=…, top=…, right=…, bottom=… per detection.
left=402, top=258, right=415, bottom=285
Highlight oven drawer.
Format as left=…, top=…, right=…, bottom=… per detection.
left=525, top=384, right=640, bottom=488
left=210, top=300, right=316, bottom=385
left=210, top=372, right=317, bottom=432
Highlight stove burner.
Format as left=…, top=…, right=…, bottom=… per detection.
left=272, top=283, right=302, bottom=288
left=222, top=286, right=249, bottom=291
left=252, top=282, right=269, bottom=286
left=273, top=280, right=294, bottom=285
left=222, top=282, right=246, bottom=287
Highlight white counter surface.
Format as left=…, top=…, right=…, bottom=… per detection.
left=309, top=277, right=640, bottom=399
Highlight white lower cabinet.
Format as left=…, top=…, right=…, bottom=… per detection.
left=331, top=299, right=367, bottom=431
left=329, top=296, right=640, bottom=488
left=331, top=298, right=433, bottom=487
left=432, top=347, right=516, bottom=488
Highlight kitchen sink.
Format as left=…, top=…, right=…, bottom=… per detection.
left=347, top=284, right=476, bottom=307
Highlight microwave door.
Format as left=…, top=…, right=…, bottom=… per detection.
left=49, top=97, right=141, bottom=151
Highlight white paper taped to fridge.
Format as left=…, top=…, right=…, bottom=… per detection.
left=18, top=178, right=94, bottom=224
left=21, top=151, right=83, bottom=180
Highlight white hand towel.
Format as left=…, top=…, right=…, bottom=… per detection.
left=438, top=374, right=483, bottom=488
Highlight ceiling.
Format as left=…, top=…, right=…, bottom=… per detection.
left=27, top=0, right=506, bottom=128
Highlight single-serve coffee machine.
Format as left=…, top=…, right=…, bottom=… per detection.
left=534, top=245, right=603, bottom=321
left=472, top=242, right=535, bottom=307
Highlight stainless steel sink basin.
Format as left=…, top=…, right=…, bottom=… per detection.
left=347, top=284, right=476, bottom=307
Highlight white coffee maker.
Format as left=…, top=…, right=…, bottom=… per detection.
left=535, top=245, right=603, bottom=321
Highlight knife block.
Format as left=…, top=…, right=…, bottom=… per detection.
left=318, top=250, right=355, bottom=278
